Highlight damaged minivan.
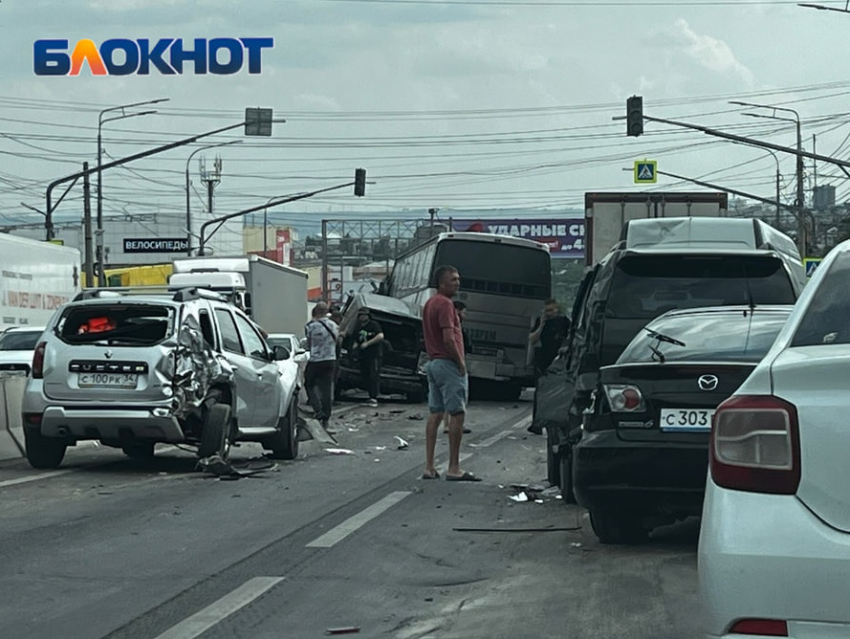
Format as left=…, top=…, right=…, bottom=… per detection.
left=537, top=217, right=807, bottom=501
left=21, top=288, right=300, bottom=469
left=335, top=292, right=427, bottom=403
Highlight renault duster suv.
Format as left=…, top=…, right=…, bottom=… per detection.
left=21, top=288, right=299, bottom=469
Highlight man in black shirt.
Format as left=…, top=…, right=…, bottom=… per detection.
left=351, top=308, right=384, bottom=407
left=529, top=298, right=570, bottom=378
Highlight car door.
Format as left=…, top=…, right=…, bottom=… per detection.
left=213, top=306, right=257, bottom=428
left=233, top=311, right=281, bottom=428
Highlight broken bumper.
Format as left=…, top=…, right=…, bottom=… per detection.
left=33, top=405, right=187, bottom=442
left=573, top=429, right=708, bottom=517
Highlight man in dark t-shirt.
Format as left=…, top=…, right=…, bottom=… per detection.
left=529, top=298, right=570, bottom=378
left=352, top=309, right=384, bottom=407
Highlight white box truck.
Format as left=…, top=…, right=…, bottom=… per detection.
left=0, top=234, right=81, bottom=331
left=584, top=191, right=728, bottom=265
left=169, top=255, right=309, bottom=335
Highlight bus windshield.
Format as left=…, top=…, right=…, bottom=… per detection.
left=433, top=239, right=550, bottom=299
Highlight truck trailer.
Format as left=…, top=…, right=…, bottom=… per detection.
left=584, top=191, right=729, bottom=266
left=169, top=255, right=309, bottom=335
left=0, top=234, right=81, bottom=331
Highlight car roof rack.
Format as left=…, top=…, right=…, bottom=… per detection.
left=73, top=289, right=126, bottom=301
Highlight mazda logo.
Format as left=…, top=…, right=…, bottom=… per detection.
left=698, top=374, right=718, bottom=391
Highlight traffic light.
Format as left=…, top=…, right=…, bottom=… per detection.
left=626, top=95, right=644, bottom=137
left=354, top=168, right=367, bottom=197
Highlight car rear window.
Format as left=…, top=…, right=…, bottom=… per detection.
left=606, top=254, right=796, bottom=320
left=0, top=330, right=43, bottom=351
left=617, top=311, right=791, bottom=364
left=792, top=252, right=850, bottom=347
left=58, top=304, right=174, bottom=345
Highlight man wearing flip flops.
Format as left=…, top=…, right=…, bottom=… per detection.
left=421, top=265, right=481, bottom=483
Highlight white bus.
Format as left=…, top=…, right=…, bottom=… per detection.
left=383, top=231, right=552, bottom=399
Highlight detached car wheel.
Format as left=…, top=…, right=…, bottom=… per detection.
left=198, top=403, right=231, bottom=459
left=24, top=429, right=67, bottom=470
left=589, top=509, right=648, bottom=545
left=122, top=442, right=156, bottom=460
left=268, top=397, right=299, bottom=460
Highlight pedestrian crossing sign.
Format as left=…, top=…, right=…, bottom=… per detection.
left=804, top=257, right=822, bottom=278
left=634, top=160, right=657, bottom=184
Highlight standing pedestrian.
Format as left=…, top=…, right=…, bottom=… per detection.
left=351, top=308, right=384, bottom=407
left=527, top=298, right=570, bottom=435
left=422, top=265, right=481, bottom=482
left=443, top=299, right=472, bottom=434
left=304, top=302, right=339, bottom=432
left=529, top=298, right=570, bottom=378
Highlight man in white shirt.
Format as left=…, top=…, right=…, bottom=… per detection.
left=304, top=302, right=339, bottom=431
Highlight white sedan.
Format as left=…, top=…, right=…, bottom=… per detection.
left=699, top=241, right=850, bottom=638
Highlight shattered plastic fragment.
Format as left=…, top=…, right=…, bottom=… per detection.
left=394, top=436, right=409, bottom=449
left=326, top=627, right=361, bottom=635
left=509, top=492, right=529, bottom=503
left=325, top=448, right=355, bottom=455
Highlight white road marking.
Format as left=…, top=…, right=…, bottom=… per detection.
left=307, top=491, right=412, bottom=548
left=468, top=414, right=532, bottom=449
left=0, top=469, right=74, bottom=489
left=152, top=577, right=284, bottom=639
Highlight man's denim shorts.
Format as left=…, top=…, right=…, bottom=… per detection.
left=426, top=358, right=468, bottom=415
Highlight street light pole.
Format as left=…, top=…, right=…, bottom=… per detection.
left=96, top=98, right=168, bottom=285
left=185, top=141, right=242, bottom=255
left=730, top=100, right=806, bottom=253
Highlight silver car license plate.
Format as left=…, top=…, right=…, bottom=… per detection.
left=78, top=372, right=138, bottom=389
left=659, top=408, right=714, bottom=432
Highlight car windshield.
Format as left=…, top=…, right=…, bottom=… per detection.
left=58, top=305, right=174, bottom=346
left=606, top=255, right=796, bottom=320
left=617, top=310, right=791, bottom=364
left=0, top=330, right=43, bottom=351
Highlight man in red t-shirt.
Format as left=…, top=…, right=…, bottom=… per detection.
left=420, top=265, right=481, bottom=482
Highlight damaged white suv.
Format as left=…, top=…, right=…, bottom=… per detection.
left=21, top=288, right=300, bottom=469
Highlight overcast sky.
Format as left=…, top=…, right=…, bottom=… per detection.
left=3, top=0, right=850, bottom=245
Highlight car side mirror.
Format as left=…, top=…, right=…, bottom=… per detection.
left=273, top=345, right=291, bottom=361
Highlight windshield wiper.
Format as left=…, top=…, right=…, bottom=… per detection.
left=645, top=328, right=686, bottom=364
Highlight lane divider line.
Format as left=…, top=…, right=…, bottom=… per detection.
left=0, top=469, right=74, bottom=489
left=307, top=491, right=411, bottom=548
left=152, top=577, right=284, bottom=639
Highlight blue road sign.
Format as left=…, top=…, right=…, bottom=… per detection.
left=804, top=258, right=822, bottom=278
left=634, top=160, right=657, bottom=184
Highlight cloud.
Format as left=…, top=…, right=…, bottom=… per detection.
left=673, top=18, right=755, bottom=87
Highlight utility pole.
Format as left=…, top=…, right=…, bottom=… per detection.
left=82, top=162, right=94, bottom=287
left=200, top=156, right=222, bottom=242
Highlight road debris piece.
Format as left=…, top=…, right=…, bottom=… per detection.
left=375, top=446, right=387, bottom=451
left=389, top=409, right=406, bottom=414
left=197, top=455, right=278, bottom=480
left=395, top=436, right=409, bottom=450
left=407, top=413, right=424, bottom=421
left=509, top=492, right=529, bottom=503
left=303, top=417, right=338, bottom=444
left=325, top=448, right=356, bottom=455
left=326, top=627, right=361, bottom=635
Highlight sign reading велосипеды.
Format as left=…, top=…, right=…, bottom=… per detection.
left=450, top=219, right=585, bottom=258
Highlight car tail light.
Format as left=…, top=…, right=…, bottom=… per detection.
left=603, top=384, right=644, bottom=412
left=729, top=619, right=788, bottom=636
left=711, top=395, right=800, bottom=495
left=31, top=341, right=46, bottom=379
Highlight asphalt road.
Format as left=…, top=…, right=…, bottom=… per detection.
left=0, top=395, right=703, bottom=639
